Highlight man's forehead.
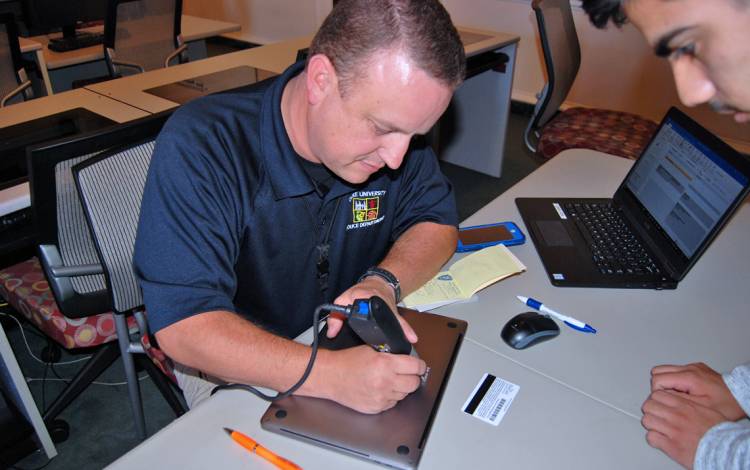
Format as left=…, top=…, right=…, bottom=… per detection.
left=623, top=0, right=689, bottom=43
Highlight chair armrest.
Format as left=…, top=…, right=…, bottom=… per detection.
left=164, top=44, right=188, bottom=68
left=0, top=80, right=31, bottom=107
left=112, top=59, right=145, bottom=74
left=48, top=263, right=105, bottom=277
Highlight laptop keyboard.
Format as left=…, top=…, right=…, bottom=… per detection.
left=564, top=202, right=661, bottom=276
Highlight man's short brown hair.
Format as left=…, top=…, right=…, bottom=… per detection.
left=309, top=0, right=466, bottom=94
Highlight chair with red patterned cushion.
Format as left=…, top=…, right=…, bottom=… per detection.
left=0, top=112, right=183, bottom=441
left=524, top=0, right=658, bottom=161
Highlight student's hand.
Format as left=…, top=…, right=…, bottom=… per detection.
left=641, top=389, right=726, bottom=469
left=319, top=345, right=426, bottom=414
left=650, top=363, right=746, bottom=421
left=326, top=277, right=418, bottom=344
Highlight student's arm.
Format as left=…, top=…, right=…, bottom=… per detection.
left=155, top=310, right=427, bottom=414
left=694, top=421, right=750, bottom=470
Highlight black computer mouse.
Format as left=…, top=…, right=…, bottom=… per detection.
left=501, top=312, right=560, bottom=350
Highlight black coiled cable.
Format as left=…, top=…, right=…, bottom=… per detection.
left=209, top=303, right=350, bottom=401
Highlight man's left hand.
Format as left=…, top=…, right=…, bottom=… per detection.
left=326, top=276, right=417, bottom=343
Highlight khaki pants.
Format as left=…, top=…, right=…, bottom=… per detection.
left=172, top=363, right=225, bottom=409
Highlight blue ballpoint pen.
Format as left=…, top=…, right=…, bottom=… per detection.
left=516, top=296, right=597, bottom=334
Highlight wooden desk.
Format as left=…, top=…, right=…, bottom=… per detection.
left=27, top=15, right=241, bottom=94
left=0, top=88, right=148, bottom=232
left=19, top=36, right=53, bottom=97
left=84, top=36, right=311, bottom=113
left=86, top=26, right=520, bottom=177
left=0, top=88, right=148, bottom=128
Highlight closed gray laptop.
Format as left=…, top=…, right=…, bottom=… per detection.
left=260, top=309, right=467, bottom=469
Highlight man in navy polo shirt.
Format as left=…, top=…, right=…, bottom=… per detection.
left=134, top=0, right=465, bottom=413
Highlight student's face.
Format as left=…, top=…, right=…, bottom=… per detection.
left=306, top=49, right=454, bottom=184
left=625, top=0, right=750, bottom=123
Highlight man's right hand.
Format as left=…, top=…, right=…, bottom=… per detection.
left=315, top=344, right=426, bottom=414
left=641, top=389, right=726, bottom=469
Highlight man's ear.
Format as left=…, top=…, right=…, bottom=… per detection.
left=305, top=54, right=339, bottom=105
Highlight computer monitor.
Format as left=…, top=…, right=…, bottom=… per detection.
left=24, top=0, right=108, bottom=51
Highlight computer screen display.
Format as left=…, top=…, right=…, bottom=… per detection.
left=625, top=116, right=748, bottom=258
left=25, top=0, right=107, bottom=39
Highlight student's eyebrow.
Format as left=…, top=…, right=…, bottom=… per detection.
left=654, top=26, right=693, bottom=58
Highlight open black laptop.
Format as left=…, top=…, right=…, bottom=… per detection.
left=516, top=107, right=750, bottom=289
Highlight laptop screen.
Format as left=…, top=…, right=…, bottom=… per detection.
left=624, top=115, right=748, bottom=258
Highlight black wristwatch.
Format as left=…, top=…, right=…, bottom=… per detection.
left=357, top=266, right=401, bottom=303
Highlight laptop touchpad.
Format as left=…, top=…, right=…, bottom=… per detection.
left=535, top=220, right=574, bottom=247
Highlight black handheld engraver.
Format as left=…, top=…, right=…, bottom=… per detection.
left=456, top=221, right=525, bottom=252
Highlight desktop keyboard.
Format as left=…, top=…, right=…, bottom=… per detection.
left=48, top=32, right=104, bottom=52
left=564, top=202, right=661, bottom=276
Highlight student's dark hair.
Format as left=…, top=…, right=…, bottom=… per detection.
left=581, top=0, right=628, bottom=28
left=583, top=0, right=750, bottom=29
left=309, top=0, right=466, bottom=94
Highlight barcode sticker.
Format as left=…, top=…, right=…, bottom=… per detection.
left=462, top=373, right=519, bottom=426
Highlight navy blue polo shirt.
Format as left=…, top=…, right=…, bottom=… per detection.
left=134, top=62, right=458, bottom=338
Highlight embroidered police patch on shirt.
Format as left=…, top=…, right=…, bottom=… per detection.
left=347, top=190, right=386, bottom=230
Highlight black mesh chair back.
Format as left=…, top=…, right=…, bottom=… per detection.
left=0, top=12, right=32, bottom=107
left=524, top=0, right=581, bottom=151
left=29, top=116, right=167, bottom=317
left=103, top=0, right=185, bottom=77
left=74, top=139, right=153, bottom=314
left=73, top=116, right=177, bottom=439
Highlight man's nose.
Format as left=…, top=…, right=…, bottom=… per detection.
left=671, top=59, right=716, bottom=107
left=378, top=134, right=412, bottom=170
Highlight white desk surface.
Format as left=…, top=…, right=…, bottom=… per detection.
left=29, top=15, right=241, bottom=70
left=84, top=26, right=519, bottom=115
left=108, top=339, right=676, bottom=469
left=0, top=88, right=148, bottom=128
left=438, top=149, right=750, bottom=419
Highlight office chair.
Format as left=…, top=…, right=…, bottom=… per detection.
left=524, top=0, right=657, bottom=160
left=103, top=0, right=187, bottom=78
left=73, top=113, right=186, bottom=439
left=0, top=114, right=184, bottom=442
left=0, top=12, right=33, bottom=107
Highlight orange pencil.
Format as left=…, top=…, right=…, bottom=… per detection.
left=224, top=427, right=302, bottom=470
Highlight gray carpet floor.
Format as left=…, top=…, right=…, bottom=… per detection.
left=4, top=40, right=542, bottom=469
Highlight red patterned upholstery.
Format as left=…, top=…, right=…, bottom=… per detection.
left=141, top=333, right=177, bottom=383
left=537, top=107, right=658, bottom=161
left=0, top=257, right=175, bottom=383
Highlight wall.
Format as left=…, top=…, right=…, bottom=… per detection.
left=440, top=0, right=748, bottom=150
left=183, top=0, right=748, bottom=150
left=183, top=0, right=332, bottom=44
